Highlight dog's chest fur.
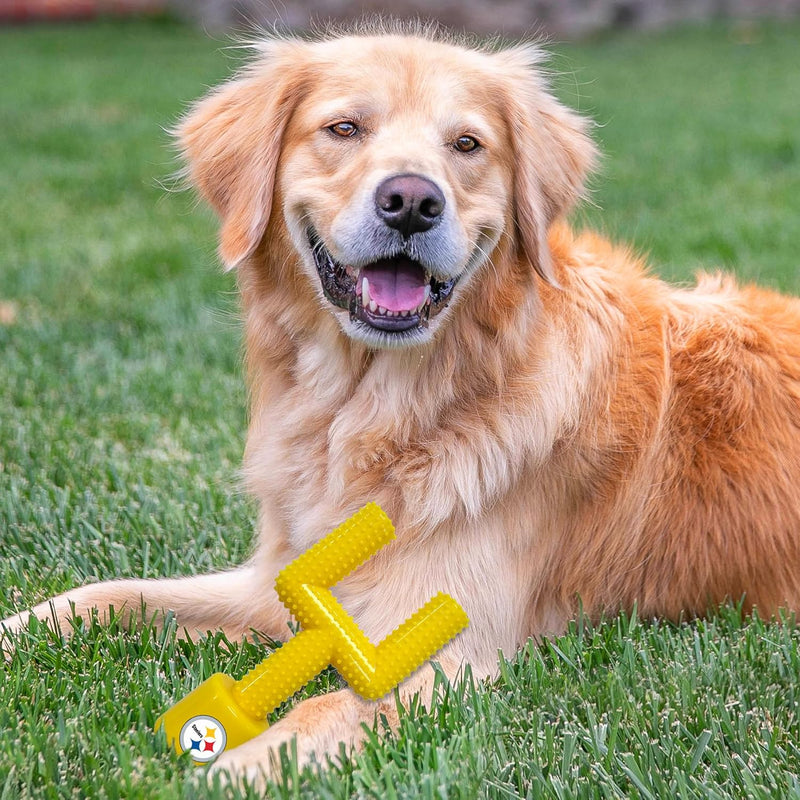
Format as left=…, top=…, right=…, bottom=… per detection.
left=239, top=280, right=588, bottom=557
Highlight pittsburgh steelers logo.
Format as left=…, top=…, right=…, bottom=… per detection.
left=179, top=715, right=227, bottom=763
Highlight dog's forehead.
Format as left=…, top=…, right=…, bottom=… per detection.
left=298, top=35, right=500, bottom=114
left=311, top=34, right=495, bottom=72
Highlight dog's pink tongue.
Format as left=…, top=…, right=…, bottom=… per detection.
left=363, top=259, right=427, bottom=312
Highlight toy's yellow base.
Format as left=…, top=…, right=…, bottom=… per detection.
left=155, top=673, right=268, bottom=764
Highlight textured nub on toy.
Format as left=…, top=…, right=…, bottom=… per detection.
left=155, top=502, right=469, bottom=762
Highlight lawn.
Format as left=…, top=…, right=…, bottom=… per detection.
left=1, top=17, right=800, bottom=800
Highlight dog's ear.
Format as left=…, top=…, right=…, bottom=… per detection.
left=495, top=46, right=598, bottom=284
left=176, top=42, right=306, bottom=270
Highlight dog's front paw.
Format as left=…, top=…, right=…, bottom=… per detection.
left=0, top=610, right=28, bottom=637
left=0, top=610, right=34, bottom=660
left=207, top=726, right=304, bottom=789
left=207, top=689, right=368, bottom=787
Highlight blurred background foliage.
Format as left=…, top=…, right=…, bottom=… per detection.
left=3, top=0, right=800, bottom=37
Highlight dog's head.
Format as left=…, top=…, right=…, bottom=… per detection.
left=178, top=28, right=596, bottom=348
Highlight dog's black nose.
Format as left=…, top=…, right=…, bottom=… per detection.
left=375, top=174, right=445, bottom=236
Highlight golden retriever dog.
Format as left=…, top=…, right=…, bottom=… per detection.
left=4, top=22, right=800, bottom=783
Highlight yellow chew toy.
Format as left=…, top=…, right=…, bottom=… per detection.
left=155, top=503, right=469, bottom=763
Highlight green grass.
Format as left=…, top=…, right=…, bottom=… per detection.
left=1, top=17, right=799, bottom=800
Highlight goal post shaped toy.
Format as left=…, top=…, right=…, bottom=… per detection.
left=155, top=503, right=469, bottom=763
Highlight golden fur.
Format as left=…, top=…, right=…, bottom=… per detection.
left=5, top=25, right=800, bottom=783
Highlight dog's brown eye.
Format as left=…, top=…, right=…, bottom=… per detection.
left=454, top=135, right=479, bottom=153
left=329, top=122, right=358, bottom=138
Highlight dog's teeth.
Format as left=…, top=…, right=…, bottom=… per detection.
left=369, top=299, right=378, bottom=313
left=424, top=285, right=431, bottom=301
left=361, top=277, right=370, bottom=308
left=378, top=305, right=387, bottom=316
left=387, top=310, right=395, bottom=317
left=401, top=310, right=410, bottom=317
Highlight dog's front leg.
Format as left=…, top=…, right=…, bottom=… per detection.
left=1, top=561, right=291, bottom=648
left=2, top=513, right=299, bottom=648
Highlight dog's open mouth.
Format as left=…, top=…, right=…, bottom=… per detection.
left=308, top=229, right=456, bottom=333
